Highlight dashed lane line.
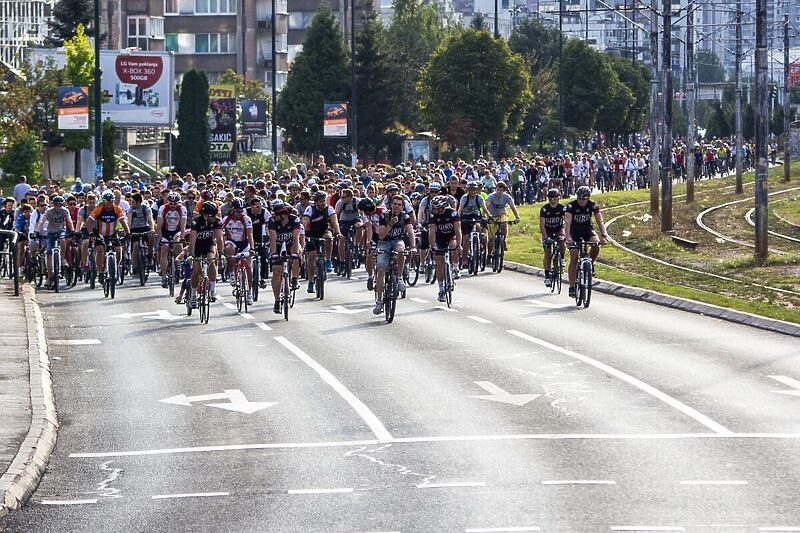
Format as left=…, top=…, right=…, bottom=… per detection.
left=541, top=480, right=616, bottom=485
left=50, top=339, right=102, bottom=345
left=39, top=499, right=98, bottom=505
left=507, top=330, right=733, bottom=435
left=255, top=322, right=272, bottom=331
left=465, top=528, right=541, bottom=532
left=610, top=527, right=685, bottom=532
left=410, top=297, right=428, bottom=303
left=466, top=315, right=492, bottom=324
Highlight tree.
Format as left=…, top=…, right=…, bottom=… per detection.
left=509, top=18, right=561, bottom=71
left=354, top=7, right=395, bottom=160
left=0, top=133, right=42, bottom=179
left=770, top=106, right=784, bottom=136
left=696, top=50, right=726, bottom=84
left=560, top=39, right=614, bottom=133
left=216, top=69, right=269, bottom=101
left=276, top=5, right=348, bottom=156
left=419, top=28, right=532, bottom=151
left=46, top=0, right=94, bottom=47
left=386, top=0, right=451, bottom=131
left=705, top=101, right=731, bottom=138
left=62, top=25, right=94, bottom=178
left=173, top=69, right=210, bottom=176
left=470, top=13, right=488, bottom=31
left=101, top=119, right=117, bottom=182
left=598, top=54, right=649, bottom=137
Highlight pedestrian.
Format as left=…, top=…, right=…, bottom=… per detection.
left=13, top=175, right=32, bottom=203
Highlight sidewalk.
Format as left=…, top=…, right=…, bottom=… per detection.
left=0, top=282, right=58, bottom=516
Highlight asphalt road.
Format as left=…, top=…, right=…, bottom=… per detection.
left=2, top=262, right=800, bottom=533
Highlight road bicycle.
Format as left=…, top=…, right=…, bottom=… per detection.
left=86, top=236, right=97, bottom=289
left=101, top=237, right=118, bottom=299
left=196, top=256, right=212, bottom=324
left=33, top=237, right=46, bottom=288
left=466, top=219, right=487, bottom=276
left=377, top=249, right=407, bottom=324
left=231, top=251, right=251, bottom=313
left=342, top=225, right=357, bottom=279
left=0, top=230, right=18, bottom=295
left=131, top=233, right=152, bottom=287
left=162, top=238, right=183, bottom=297
left=571, top=240, right=600, bottom=308
left=434, top=245, right=457, bottom=308
left=50, top=234, right=62, bottom=293
left=488, top=218, right=516, bottom=273
left=544, top=237, right=564, bottom=295
left=119, top=236, right=131, bottom=286
left=65, top=233, right=80, bottom=287
left=251, top=243, right=267, bottom=302
left=275, top=249, right=298, bottom=321
left=307, top=237, right=327, bottom=300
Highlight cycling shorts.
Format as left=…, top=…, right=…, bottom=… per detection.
left=460, top=217, right=482, bottom=236
left=161, top=228, right=180, bottom=243
left=45, top=232, right=65, bottom=256
left=226, top=240, right=250, bottom=254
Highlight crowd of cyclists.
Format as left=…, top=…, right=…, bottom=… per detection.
left=0, top=135, right=756, bottom=319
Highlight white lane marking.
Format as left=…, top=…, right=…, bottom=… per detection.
left=507, top=330, right=733, bottom=435
left=465, top=528, right=540, bottom=532
left=241, top=313, right=255, bottom=319
left=222, top=302, right=237, bottom=310
left=679, top=480, right=748, bottom=485
left=50, top=339, right=102, bottom=345
left=417, top=481, right=486, bottom=488
left=273, top=336, right=393, bottom=442
left=524, top=300, right=565, bottom=308
left=769, top=375, right=800, bottom=396
left=255, top=322, right=272, bottom=331
left=541, top=480, right=616, bottom=485
left=152, top=492, right=229, bottom=500
left=610, top=528, right=685, bottom=532
left=287, top=488, right=353, bottom=494
left=410, top=297, right=428, bottom=303
left=467, top=315, right=492, bottom=324
left=39, top=499, right=98, bottom=505
left=468, top=381, right=539, bottom=406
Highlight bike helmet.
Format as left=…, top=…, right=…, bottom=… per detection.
left=467, top=181, right=479, bottom=190
left=430, top=195, right=449, bottom=210
left=547, top=188, right=561, bottom=199
left=52, top=195, right=65, bottom=204
left=233, top=188, right=244, bottom=197
left=385, top=183, right=400, bottom=193
left=82, top=183, right=93, bottom=193
left=410, top=192, right=422, bottom=202
left=62, top=194, right=74, bottom=202
left=122, top=185, right=132, bottom=193
left=415, top=184, right=426, bottom=193
left=231, top=198, right=246, bottom=210
left=200, top=190, right=214, bottom=201
left=429, top=182, right=442, bottom=192
left=200, top=201, right=218, bottom=216
left=357, top=198, right=375, bottom=212
left=312, top=191, right=327, bottom=202
left=255, top=179, right=266, bottom=188
left=576, top=186, right=592, bottom=198
left=288, top=181, right=301, bottom=190
left=102, top=191, right=115, bottom=201
left=271, top=200, right=289, bottom=215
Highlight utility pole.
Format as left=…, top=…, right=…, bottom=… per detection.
left=495, top=0, right=500, bottom=38
left=351, top=0, right=357, bottom=167
left=784, top=12, right=791, bottom=183
left=649, top=0, right=659, bottom=214
left=93, top=0, right=101, bottom=183
left=685, top=3, right=695, bottom=203
left=735, top=0, right=743, bottom=193
left=660, top=0, right=672, bottom=231
left=754, top=0, right=769, bottom=260
left=558, top=0, right=564, bottom=154
left=270, top=0, right=278, bottom=172
left=585, top=0, right=589, bottom=41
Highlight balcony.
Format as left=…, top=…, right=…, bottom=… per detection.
left=149, top=17, right=165, bottom=39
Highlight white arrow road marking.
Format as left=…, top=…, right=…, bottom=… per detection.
left=112, top=310, right=181, bottom=320
left=159, top=389, right=277, bottom=414
left=769, top=375, right=800, bottom=396
left=39, top=499, right=98, bottom=505
left=50, top=339, right=102, bottom=345
left=321, top=305, right=368, bottom=314
left=467, top=381, right=540, bottom=406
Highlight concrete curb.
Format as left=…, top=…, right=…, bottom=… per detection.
left=0, top=285, right=58, bottom=516
left=504, top=261, right=800, bottom=338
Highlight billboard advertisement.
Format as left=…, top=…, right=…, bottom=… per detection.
left=789, top=63, right=800, bottom=89
left=323, top=102, right=348, bottom=137
left=56, top=86, right=89, bottom=130
left=241, top=99, right=268, bottom=135
left=209, top=85, right=237, bottom=166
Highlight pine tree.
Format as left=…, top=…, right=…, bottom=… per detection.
left=173, top=69, right=210, bottom=176
left=276, top=5, right=348, bottom=156
left=355, top=7, right=394, bottom=160
left=46, top=0, right=94, bottom=47
left=101, top=119, right=117, bottom=181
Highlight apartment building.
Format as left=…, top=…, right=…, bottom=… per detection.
left=0, top=0, right=54, bottom=71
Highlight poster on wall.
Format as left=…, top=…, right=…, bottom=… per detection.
left=323, top=102, right=348, bottom=137
left=241, top=99, right=267, bottom=135
left=209, top=85, right=237, bottom=166
left=56, top=86, right=89, bottom=130
left=789, top=63, right=800, bottom=88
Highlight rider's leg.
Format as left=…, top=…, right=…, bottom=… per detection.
left=568, top=247, right=579, bottom=287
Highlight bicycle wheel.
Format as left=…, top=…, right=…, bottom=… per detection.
left=108, top=259, right=116, bottom=299
left=316, top=258, right=325, bottom=300
left=89, top=254, right=96, bottom=289
left=469, top=236, right=479, bottom=275
left=282, top=274, right=290, bottom=321
left=53, top=249, right=60, bottom=293
left=407, top=254, right=420, bottom=287
left=201, top=281, right=211, bottom=324
left=424, top=256, right=433, bottom=284
left=186, top=287, right=193, bottom=316
left=168, top=255, right=175, bottom=297
left=583, top=261, right=593, bottom=308
left=36, top=254, right=45, bottom=287
left=575, top=263, right=585, bottom=307
left=384, top=269, right=396, bottom=324
left=138, top=248, right=147, bottom=286
left=444, top=265, right=453, bottom=309
left=345, top=242, right=353, bottom=279
left=252, top=255, right=260, bottom=302
left=497, top=236, right=505, bottom=273
left=236, top=270, right=244, bottom=312
left=480, top=242, right=487, bottom=272
left=243, top=275, right=249, bottom=313
left=118, top=255, right=126, bottom=285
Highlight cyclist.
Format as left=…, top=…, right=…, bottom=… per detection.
left=358, top=198, right=381, bottom=291
left=127, top=192, right=155, bottom=276
left=268, top=200, right=302, bottom=314
left=87, top=191, right=130, bottom=283
left=157, top=192, right=188, bottom=288
left=187, top=201, right=225, bottom=307
left=334, top=187, right=362, bottom=274
left=222, top=198, right=256, bottom=306
left=35, top=195, right=75, bottom=289
left=539, top=188, right=567, bottom=287
left=428, top=195, right=462, bottom=302
left=373, top=194, right=415, bottom=315
left=247, top=197, right=271, bottom=290
left=75, top=193, right=97, bottom=272
left=457, top=181, right=490, bottom=270
left=303, top=191, right=340, bottom=292
left=14, top=203, right=33, bottom=273
left=564, top=185, right=608, bottom=298
left=484, top=181, right=520, bottom=261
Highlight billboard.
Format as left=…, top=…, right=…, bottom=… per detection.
left=323, top=102, right=348, bottom=137
left=241, top=99, right=267, bottom=135
left=28, top=48, right=175, bottom=127
left=56, top=86, right=89, bottom=130
left=209, top=85, right=237, bottom=166
left=789, top=63, right=800, bottom=89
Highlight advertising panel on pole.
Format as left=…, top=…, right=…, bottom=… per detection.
left=789, top=63, right=800, bottom=88
left=209, top=85, right=237, bottom=166
left=56, top=86, right=89, bottom=130
left=323, top=102, right=348, bottom=137
left=241, top=99, right=268, bottom=135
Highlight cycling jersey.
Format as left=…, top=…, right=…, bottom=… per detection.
left=429, top=207, right=459, bottom=249
left=335, top=198, right=360, bottom=222
left=129, top=204, right=153, bottom=231
left=539, top=203, right=566, bottom=238
left=221, top=214, right=253, bottom=244
left=565, top=199, right=600, bottom=240
left=158, top=204, right=187, bottom=232
left=378, top=211, right=409, bottom=242
left=458, top=194, right=485, bottom=219
left=485, top=191, right=515, bottom=219
left=246, top=207, right=271, bottom=244
left=42, top=207, right=69, bottom=234
left=191, top=216, right=222, bottom=255
left=303, top=205, right=335, bottom=238
left=268, top=214, right=302, bottom=249
left=89, top=205, right=125, bottom=236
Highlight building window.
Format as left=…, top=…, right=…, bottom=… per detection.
left=127, top=17, right=149, bottom=50
left=288, top=11, right=314, bottom=30
left=195, top=0, right=235, bottom=14
left=165, top=0, right=179, bottom=14
left=165, top=33, right=195, bottom=54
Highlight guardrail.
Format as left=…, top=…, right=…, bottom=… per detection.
left=0, top=229, right=19, bottom=296
left=118, top=150, right=164, bottom=179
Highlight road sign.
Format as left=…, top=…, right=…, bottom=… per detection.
left=466, top=381, right=540, bottom=406
left=160, top=389, right=277, bottom=414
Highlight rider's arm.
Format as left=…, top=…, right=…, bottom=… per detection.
left=291, top=228, right=301, bottom=251
left=564, top=212, right=573, bottom=243
left=329, top=213, right=341, bottom=236
left=246, top=227, right=255, bottom=250
left=594, top=210, right=608, bottom=243
left=65, top=214, right=75, bottom=233
left=188, top=230, right=197, bottom=257
left=214, top=228, right=225, bottom=254
left=377, top=218, right=391, bottom=240
left=539, top=216, right=548, bottom=241
left=268, top=229, right=278, bottom=255
left=179, top=207, right=188, bottom=234
left=35, top=211, right=46, bottom=234
left=454, top=218, right=462, bottom=248
left=509, top=198, right=520, bottom=221
left=405, top=223, right=416, bottom=248
left=428, top=223, right=435, bottom=249
left=302, top=215, right=311, bottom=233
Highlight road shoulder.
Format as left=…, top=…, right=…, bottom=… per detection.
left=0, top=284, right=58, bottom=516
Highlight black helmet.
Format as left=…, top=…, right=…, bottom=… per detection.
left=271, top=200, right=289, bottom=215
left=576, top=186, right=592, bottom=198
left=547, top=188, right=561, bottom=199
left=52, top=195, right=65, bottom=204
left=357, top=198, right=375, bottom=212
left=231, top=198, right=246, bottom=210
left=201, top=201, right=218, bottom=216
left=312, top=191, right=327, bottom=202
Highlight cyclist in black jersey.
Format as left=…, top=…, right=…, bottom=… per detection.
left=428, top=195, right=462, bottom=301
left=188, top=201, right=225, bottom=305
left=247, top=198, right=271, bottom=289
left=268, top=200, right=302, bottom=314
left=564, top=186, right=608, bottom=298
left=539, top=188, right=567, bottom=287
left=303, top=191, right=340, bottom=292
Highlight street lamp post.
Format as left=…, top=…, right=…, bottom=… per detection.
left=351, top=0, right=357, bottom=166
left=558, top=0, right=564, bottom=154
left=271, top=0, right=278, bottom=172
left=93, top=0, right=102, bottom=183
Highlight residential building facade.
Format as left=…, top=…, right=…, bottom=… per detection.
left=0, top=0, right=54, bottom=71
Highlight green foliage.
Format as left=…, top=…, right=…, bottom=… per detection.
left=173, top=69, right=210, bottom=176
left=386, top=0, right=451, bottom=131
left=696, top=50, right=726, bottom=84
left=216, top=69, right=269, bottom=101
left=705, top=101, right=731, bottom=138
left=1, top=132, right=43, bottom=179
left=560, top=39, right=614, bottom=133
left=276, top=5, right=348, bottom=156
left=602, top=54, right=650, bottom=136
left=235, top=151, right=301, bottom=175
left=470, top=13, right=488, bottom=30
left=101, top=119, right=117, bottom=181
left=418, top=28, right=532, bottom=147
left=46, top=0, right=93, bottom=47
left=355, top=7, right=394, bottom=159
left=62, top=25, right=94, bottom=176
left=509, top=18, right=561, bottom=71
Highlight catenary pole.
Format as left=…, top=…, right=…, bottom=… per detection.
left=685, top=2, right=695, bottom=203
left=649, top=0, right=659, bottom=213
left=93, top=0, right=101, bottom=183
left=660, top=0, right=672, bottom=230
left=735, top=0, right=743, bottom=193
left=784, top=12, right=791, bottom=183
left=754, top=0, right=769, bottom=260
left=271, top=0, right=278, bottom=172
